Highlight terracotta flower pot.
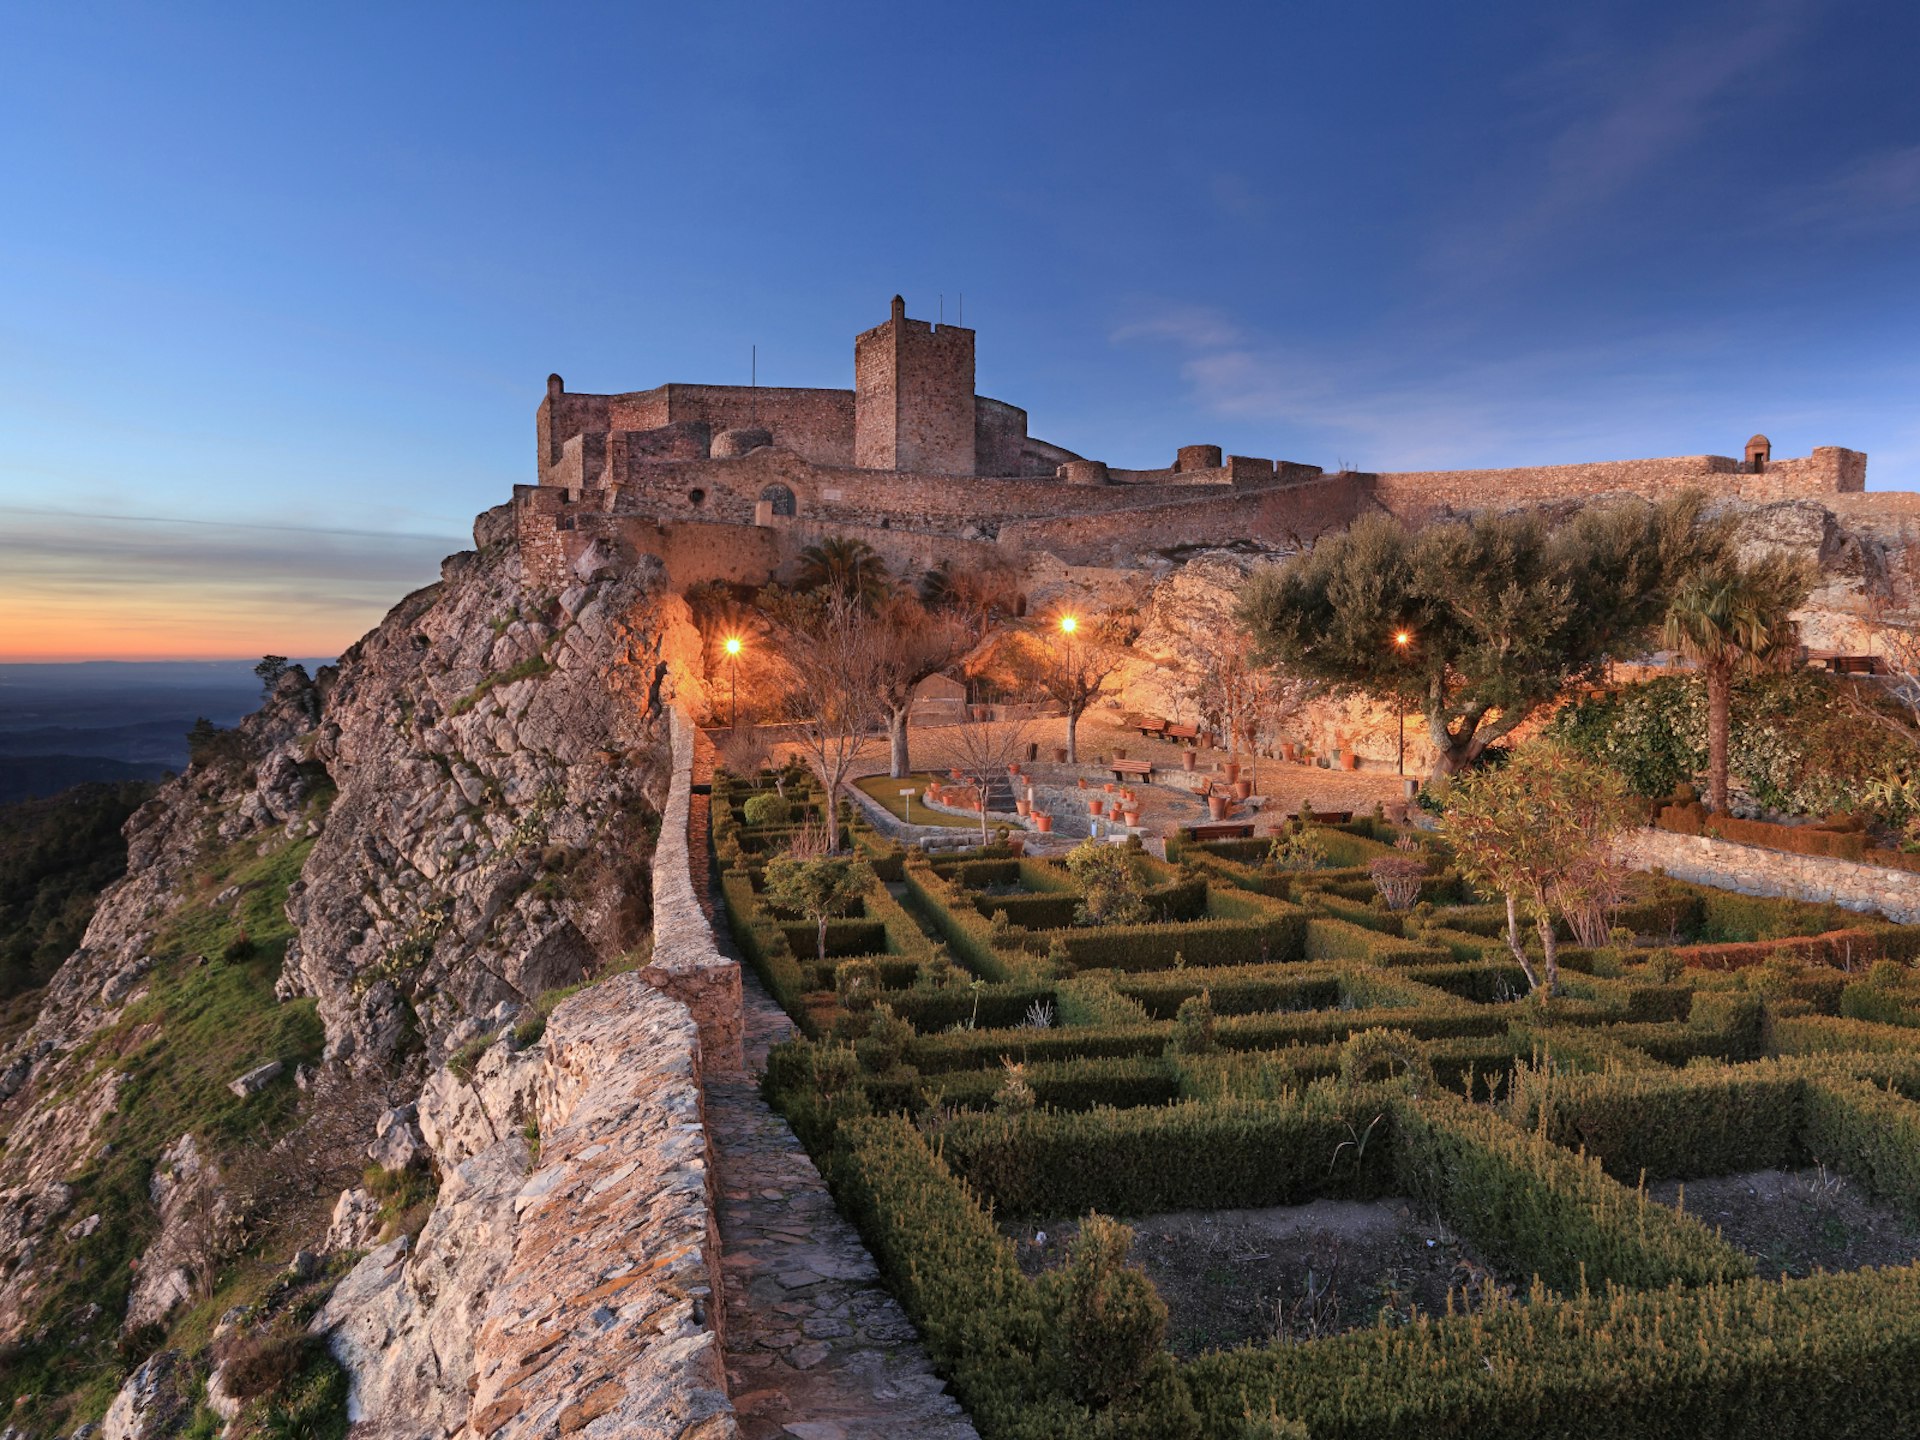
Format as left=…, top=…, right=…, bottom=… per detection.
left=1015, top=799, right=1031, bottom=817
left=1208, top=795, right=1231, bottom=820
left=1282, top=742, right=1298, bottom=762
left=1034, top=813, right=1053, bottom=833
left=1339, top=751, right=1358, bottom=771
left=950, top=768, right=964, bottom=781
left=1182, top=752, right=1198, bottom=771
left=1088, top=798, right=1104, bottom=815
left=1077, top=777, right=1087, bottom=789
left=1007, top=835, right=1026, bottom=856
left=1232, top=779, right=1253, bottom=801
left=1223, top=761, right=1241, bottom=784
left=1103, top=782, right=1115, bottom=793
left=1122, top=806, right=1141, bottom=825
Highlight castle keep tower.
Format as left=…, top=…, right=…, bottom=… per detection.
left=854, top=295, right=977, bottom=475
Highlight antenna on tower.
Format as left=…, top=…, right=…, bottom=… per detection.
left=959, top=292, right=963, bottom=326
left=750, top=344, right=757, bottom=424
left=939, top=293, right=944, bottom=326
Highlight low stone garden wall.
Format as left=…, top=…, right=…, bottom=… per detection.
left=1618, top=828, right=1920, bottom=925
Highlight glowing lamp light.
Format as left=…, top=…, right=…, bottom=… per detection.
left=724, top=636, right=743, bottom=656
left=1060, top=616, right=1078, bottom=634
left=1393, top=631, right=1411, bottom=648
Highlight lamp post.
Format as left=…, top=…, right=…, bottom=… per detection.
left=723, top=636, right=743, bottom=728
left=1393, top=630, right=1412, bottom=776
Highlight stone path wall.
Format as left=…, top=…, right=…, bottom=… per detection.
left=645, top=707, right=745, bottom=1071
left=1618, top=828, right=1920, bottom=924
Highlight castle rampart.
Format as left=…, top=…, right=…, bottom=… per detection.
left=515, top=297, right=1874, bottom=592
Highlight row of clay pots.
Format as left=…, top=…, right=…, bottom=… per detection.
left=1278, top=742, right=1362, bottom=770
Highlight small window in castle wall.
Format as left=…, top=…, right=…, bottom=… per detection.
left=689, top=488, right=707, bottom=507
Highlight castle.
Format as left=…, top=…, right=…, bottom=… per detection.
left=512, top=296, right=1868, bottom=589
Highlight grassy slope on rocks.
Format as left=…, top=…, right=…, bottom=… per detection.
left=0, top=816, right=327, bottom=1428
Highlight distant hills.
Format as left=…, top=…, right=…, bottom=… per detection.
left=0, top=660, right=330, bottom=803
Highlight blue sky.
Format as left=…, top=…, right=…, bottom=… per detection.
left=2, top=0, right=1917, bottom=657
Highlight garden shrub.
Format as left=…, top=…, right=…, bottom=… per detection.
left=742, top=791, right=792, bottom=826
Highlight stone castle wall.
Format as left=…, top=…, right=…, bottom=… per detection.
left=1370, top=447, right=1865, bottom=517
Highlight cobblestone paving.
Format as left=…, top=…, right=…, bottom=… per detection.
left=706, top=936, right=978, bottom=1439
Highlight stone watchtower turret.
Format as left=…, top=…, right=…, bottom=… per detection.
left=853, top=295, right=977, bottom=475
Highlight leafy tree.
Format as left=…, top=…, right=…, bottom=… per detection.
left=1063, top=838, right=1150, bottom=925
left=1444, top=743, right=1637, bottom=1002
left=0, top=781, right=154, bottom=997
left=795, top=536, right=893, bottom=610
left=761, top=848, right=875, bottom=963
left=1662, top=552, right=1813, bottom=813
left=1238, top=495, right=1726, bottom=778
left=253, top=655, right=290, bottom=695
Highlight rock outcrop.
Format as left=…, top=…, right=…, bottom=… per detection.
left=314, top=973, right=734, bottom=1440
left=0, top=528, right=706, bottom=1431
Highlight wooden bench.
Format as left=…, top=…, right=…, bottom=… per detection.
left=1163, top=722, right=1200, bottom=745
left=1135, top=717, right=1169, bottom=738
left=1185, top=821, right=1256, bottom=841
left=1110, top=758, right=1154, bottom=783
left=1289, top=810, right=1353, bottom=825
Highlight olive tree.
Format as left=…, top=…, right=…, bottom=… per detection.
left=1238, top=494, right=1726, bottom=779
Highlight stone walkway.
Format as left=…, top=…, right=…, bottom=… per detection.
left=705, top=938, right=978, bottom=1439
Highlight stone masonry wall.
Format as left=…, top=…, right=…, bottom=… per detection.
left=999, top=474, right=1371, bottom=565
left=463, top=972, right=738, bottom=1440
left=1617, top=828, right=1920, bottom=925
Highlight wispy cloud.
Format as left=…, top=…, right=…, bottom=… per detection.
left=1428, top=1, right=1806, bottom=281
left=1108, top=302, right=1244, bottom=352
left=1785, top=143, right=1920, bottom=229
left=0, top=508, right=460, bottom=660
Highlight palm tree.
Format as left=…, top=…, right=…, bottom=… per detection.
left=1662, top=553, right=1813, bottom=814
left=795, top=536, right=893, bottom=610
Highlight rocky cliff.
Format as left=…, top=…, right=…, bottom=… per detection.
left=0, top=515, right=702, bottom=1436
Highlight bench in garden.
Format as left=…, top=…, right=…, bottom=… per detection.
left=1135, top=717, right=1169, bottom=738
left=1185, top=821, right=1256, bottom=841
left=1163, top=723, right=1200, bottom=745
left=1110, top=758, right=1154, bottom=783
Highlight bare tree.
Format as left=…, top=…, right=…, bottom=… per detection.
left=1015, top=611, right=1130, bottom=764
left=946, top=700, right=1041, bottom=845
left=1240, top=665, right=1321, bottom=794
left=765, top=590, right=883, bottom=850
left=870, top=594, right=979, bottom=779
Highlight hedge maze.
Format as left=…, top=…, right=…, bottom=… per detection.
left=714, top=768, right=1920, bottom=1438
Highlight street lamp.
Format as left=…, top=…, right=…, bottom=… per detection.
left=1060, top=615, right=1077, bottom=635
left=723, top=636, right=743, bottom=728
left=1392, top=630, right=1412, bottom=775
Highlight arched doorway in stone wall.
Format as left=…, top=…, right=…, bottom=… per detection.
left=760, top=483, right=797, bottom=518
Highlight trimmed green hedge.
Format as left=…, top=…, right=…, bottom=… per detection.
left=936, top=1088, right=1399, bottom=1217
left=1184, top=1266, right=1920, bottom=1440
left=1391, top=1091, right=1753, bottom=1291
